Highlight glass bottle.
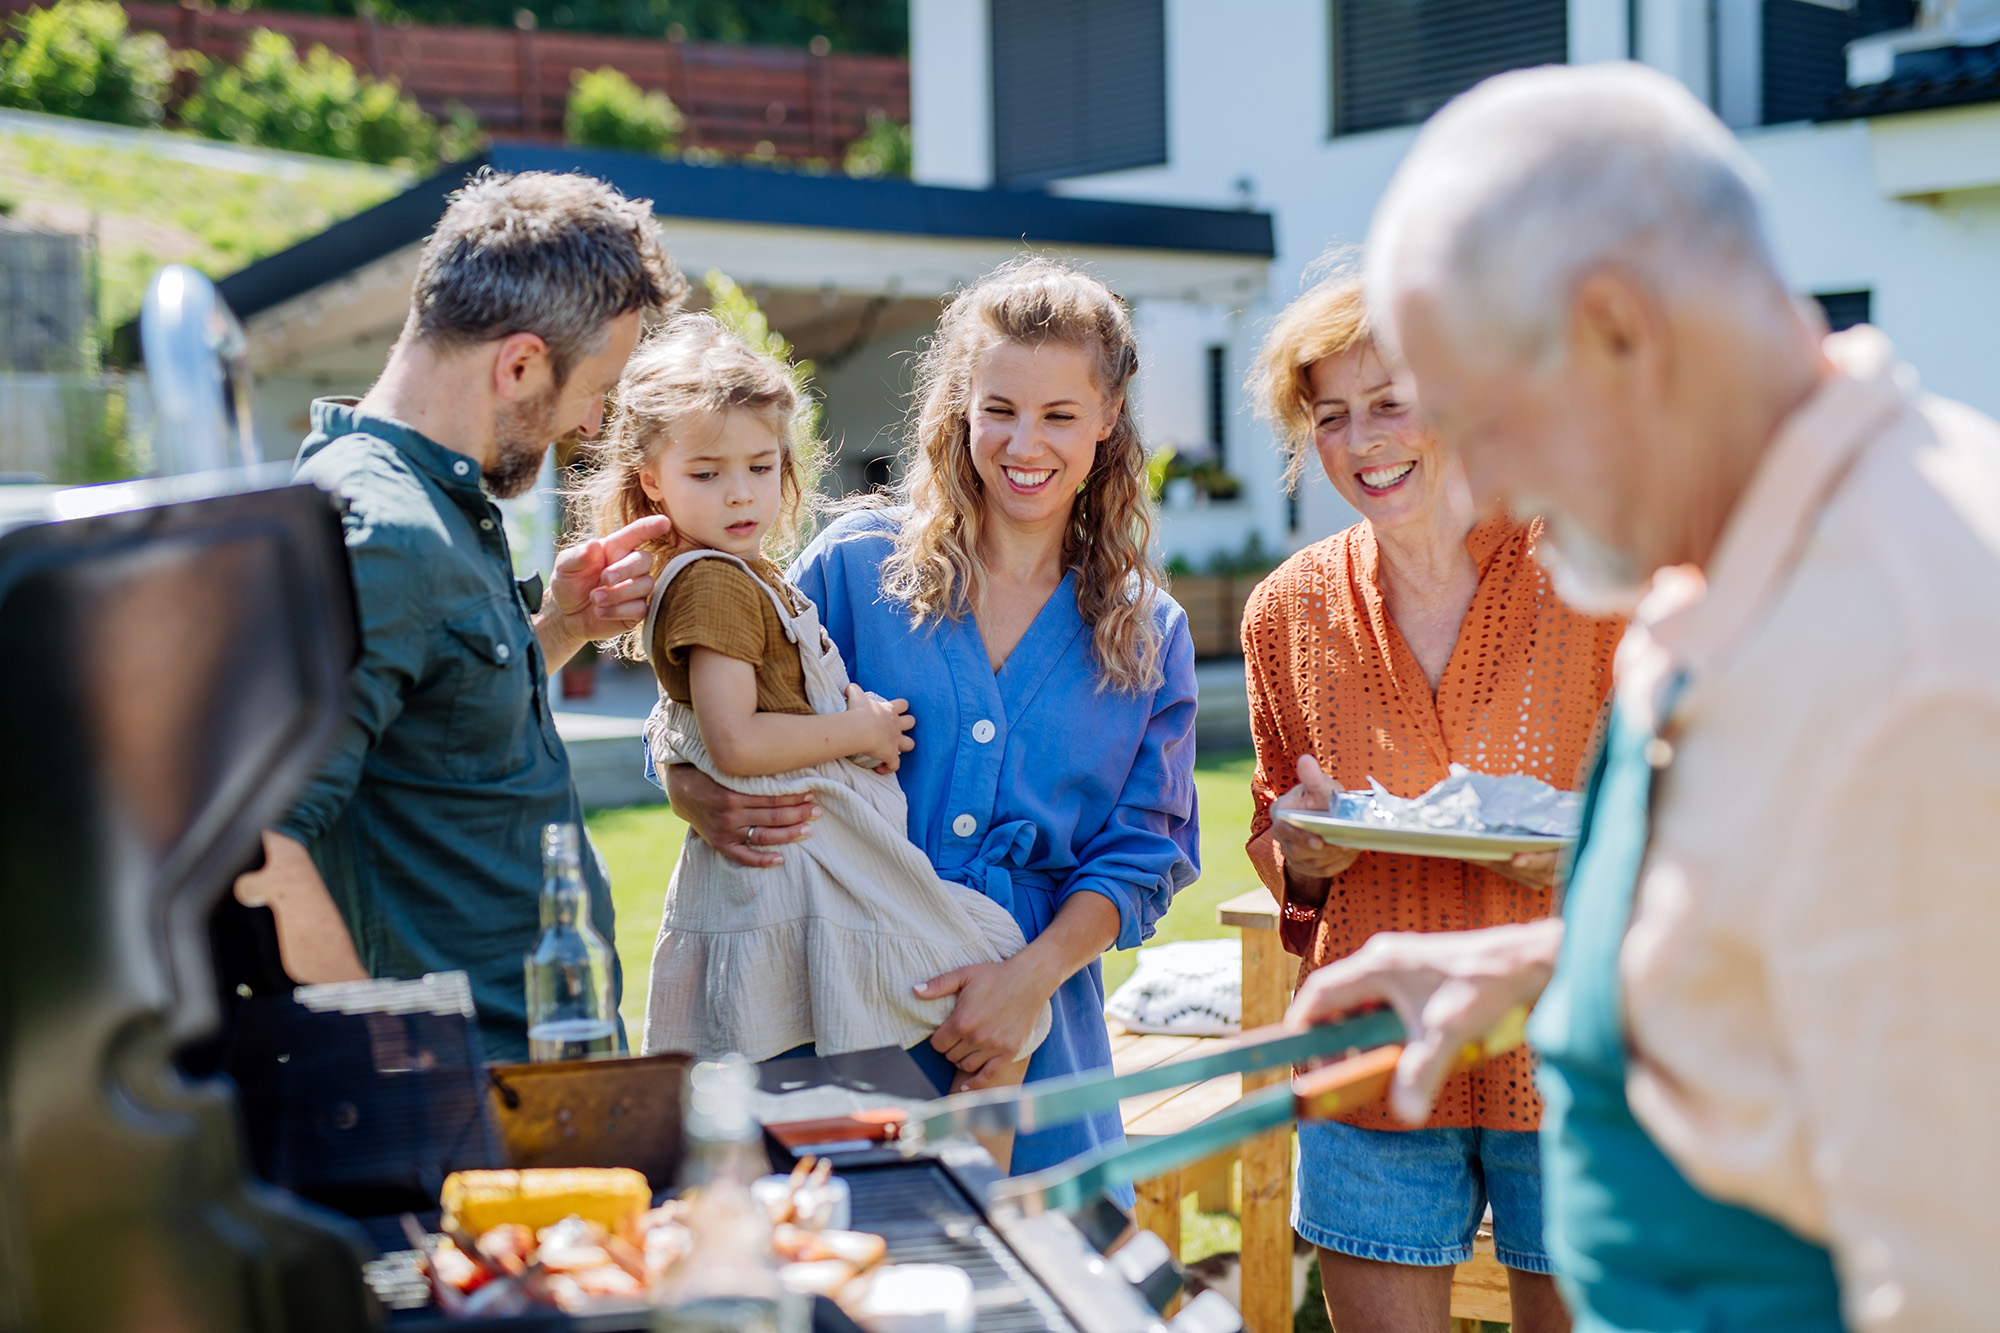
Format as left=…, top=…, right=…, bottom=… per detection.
left=525, top=822, right=620, bottom=1062
left=653, top=1055, right=806, bottom=1333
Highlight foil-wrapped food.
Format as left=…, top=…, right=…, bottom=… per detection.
left=1336, top=764, right=1581, bottom=838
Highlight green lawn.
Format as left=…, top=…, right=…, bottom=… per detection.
left=0, top=123, right=405, bottom=330
left=588, top=748, right=1265, bottom=1033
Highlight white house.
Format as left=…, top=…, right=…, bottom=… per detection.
left=910, top=0, right=2000, bottom=566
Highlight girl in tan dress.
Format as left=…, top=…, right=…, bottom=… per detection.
left=580, top=313, right=1047, bottom=1087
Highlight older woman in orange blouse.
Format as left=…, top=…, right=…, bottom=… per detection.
left=1243, top=273, right=1621, bottom=1333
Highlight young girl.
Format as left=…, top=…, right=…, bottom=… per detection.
left=582, top=312, right=1049, bottom=1079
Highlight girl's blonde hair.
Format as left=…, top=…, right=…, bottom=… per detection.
left=574, top=311, right=812, bottom=657
left=877, top=257, right=1163, bottom=693
left=1248, top=262, right=1373, bottom=494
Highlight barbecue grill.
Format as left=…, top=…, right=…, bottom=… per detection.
left=0, top=270, right=1215, bottom=1333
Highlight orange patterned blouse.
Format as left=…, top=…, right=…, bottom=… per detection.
left=1242, top=517, right=1622, bottom=1131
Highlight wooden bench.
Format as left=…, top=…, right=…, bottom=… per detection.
left=1116, top=888, right=1512, bottom=1333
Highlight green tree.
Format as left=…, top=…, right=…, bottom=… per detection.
left=564, top=66, right=682, bottom=153
left=842, top=110, right=909, bottom=178
left=0, top=0, right=173, bottom=127
left=180, top=29, right=454, bottom=169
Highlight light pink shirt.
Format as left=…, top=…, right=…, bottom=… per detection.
left=1615, top=327, right=2000, bottom=1331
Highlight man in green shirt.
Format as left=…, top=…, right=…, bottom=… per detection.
left=235, top=170, right=686, bottom=1060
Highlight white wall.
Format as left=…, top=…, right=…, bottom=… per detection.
left=908, top=0, right=2000, bottom=569
left=911, top=0, right=992, bottom=187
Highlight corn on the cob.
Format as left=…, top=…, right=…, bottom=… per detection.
left=440, top=1168, right=650, bottom=1238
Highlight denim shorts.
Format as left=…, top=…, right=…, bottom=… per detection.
left=1292, top=1119, right=1552, bottom=1273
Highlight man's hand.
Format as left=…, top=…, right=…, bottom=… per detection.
left=1272, top=755, right=1362, bottom=880
left=233, top=831, right=369, bottom=983
left=535, top=514, right=673, bottom=670
left=1287, top=920, right=1563, bottom=1123
left=663, top=763, right=816, bottom=869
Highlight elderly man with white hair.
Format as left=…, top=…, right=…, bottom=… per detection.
left=1289, top=62, right=2000, bottom=1332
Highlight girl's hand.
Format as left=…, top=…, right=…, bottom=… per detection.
left=848, top=684, right=915, bottom=770
left=663, top=763, right=816, bottom=868
left=1271, top=755, right=1362, bottom=880
left=917, top=955, right=1056, bottom=1089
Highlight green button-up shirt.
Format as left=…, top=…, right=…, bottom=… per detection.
left=280, top=399, right=621, bottom=1062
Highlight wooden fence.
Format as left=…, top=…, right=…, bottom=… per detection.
left=0, top=0, right=909, bottom=160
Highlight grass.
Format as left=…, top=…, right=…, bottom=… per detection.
left=587, top=748, right=1266, bottom=1033
left=0, top=124, right=405, bottom=331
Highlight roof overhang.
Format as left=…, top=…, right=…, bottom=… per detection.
left=182, top=143, right=1274, bottom=379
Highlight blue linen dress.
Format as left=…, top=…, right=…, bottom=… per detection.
left=790, top=511, right=1201, bottom=1183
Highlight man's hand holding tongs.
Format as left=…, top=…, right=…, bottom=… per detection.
left=1287, top=920, right=1563, bottom=1123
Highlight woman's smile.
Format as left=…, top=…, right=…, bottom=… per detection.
left=1002, top=465, right=1057, bottom=493
left=1357, top=460, right=1417, bottom=495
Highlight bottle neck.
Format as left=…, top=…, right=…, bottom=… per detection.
left=540, top=864, right=587, bottom=930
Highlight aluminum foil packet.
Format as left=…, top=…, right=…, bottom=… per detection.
left=1336, top=764, right=1582, bottom=837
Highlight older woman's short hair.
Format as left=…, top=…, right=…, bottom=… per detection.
left=408, top=169, right=688, bottom=385
left=1249, top=268, right=1372, bottom=494
left=1367, top=62, right=1782, bottom=369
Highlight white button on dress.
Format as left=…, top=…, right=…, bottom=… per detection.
left=495, top=642, right=511, bottom=662
left=453, top=460, right=470, bottom=477
left=972, top=719, right=996, bottom=744
left=480, top=518, right=495, bottom=531
left=952, top=813, right=977, bottom=838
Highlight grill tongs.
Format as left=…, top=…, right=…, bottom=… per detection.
left=768, top=1006, right=1526, bottom=1215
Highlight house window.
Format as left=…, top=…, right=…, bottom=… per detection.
left=1813, top=289, right=1872, bottom=332
left=991, top=0, right=1168, bottom=188
left=1206, top=344, right=1228, bottom=472
left=1331, top=0, right=1567, bottom=137
left=1762, top=0, right=1913, bottom=124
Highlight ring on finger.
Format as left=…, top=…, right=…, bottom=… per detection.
left=746, top=826, right=759, bottom=845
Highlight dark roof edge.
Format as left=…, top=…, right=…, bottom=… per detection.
left=1818, top=74, right=2000, bottom=122
left=217, top=151, right=494, bottom=323
left=130, top=146, right=1272, bottom=348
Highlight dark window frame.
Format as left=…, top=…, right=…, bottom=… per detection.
left=990, top=0, right=1169, bottom=189
left=1328, top=0, right=1570, bottom=139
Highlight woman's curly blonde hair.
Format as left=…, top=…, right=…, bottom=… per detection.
left=876, top=257, right=1163, bottom=694
left=1248, top=260, right=1373, bottom=494
left=571, top=311, right=814, bottom=658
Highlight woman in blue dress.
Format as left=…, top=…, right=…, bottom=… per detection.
left=663, top=258, right=1200, bottom=1182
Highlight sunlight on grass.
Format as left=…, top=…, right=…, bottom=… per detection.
left=0, top=128, right=404, bottom=328
left=587, top=748, right=1267, bottom=1030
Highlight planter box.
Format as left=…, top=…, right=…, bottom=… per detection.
left=1170, top=573, right=1266, bottom=660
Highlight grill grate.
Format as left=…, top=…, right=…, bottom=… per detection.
left=842, top=1165, right=1079, bottom=1333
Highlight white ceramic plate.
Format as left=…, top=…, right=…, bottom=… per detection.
left=1275, top=809, right=1572, bottom=862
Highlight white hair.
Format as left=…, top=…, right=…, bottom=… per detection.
left=1366, top=62, right=1784, bottom=368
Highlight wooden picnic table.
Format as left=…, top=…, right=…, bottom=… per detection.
left=1114, top=888, right=1511, bottom=1333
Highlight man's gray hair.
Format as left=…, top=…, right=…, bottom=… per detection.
left=409, top=169, right=689, bottom=383
left=1366, top=63, right=1782, bottom=368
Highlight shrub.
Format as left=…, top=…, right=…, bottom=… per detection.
left=564, top=67, right=682, bottom=154
left=180, top=29, right=440, bottom=168
left=0, top=0, right=172, bottom=127
left=842, top=110, right=910, bottom=179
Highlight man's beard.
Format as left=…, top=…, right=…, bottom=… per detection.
left=1513, top=495, right=1650, bottom=616
left=486, top=387, right=562, bottom=500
